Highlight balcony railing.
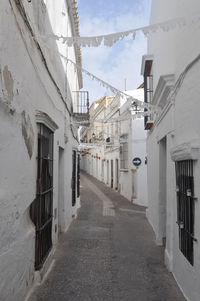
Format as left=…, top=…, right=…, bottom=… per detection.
left=72, top=91, right=89, bottom=121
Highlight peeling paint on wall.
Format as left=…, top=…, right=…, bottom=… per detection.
left=0, top=67, right=16, bottom=115
left=21, top=111, right=34, bottom=159
left=3, top=65, right=14, bottom=103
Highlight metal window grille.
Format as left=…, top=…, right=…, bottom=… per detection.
left=120, top=140, right=128, bottom=170
left=144, top=74, right=153, bottom=127
left=77, top=154, right=80, bottom=198
left=175, top=160, right=196, bottom=265
left=30, top=123, right=54, bottom=270
left=111, top=160, right=114, bottom=188
left=72, top=150, right=76, bottom=206
left=115, top=122, right=118, bottom=136
left=72, top=91, right=89, bottom=114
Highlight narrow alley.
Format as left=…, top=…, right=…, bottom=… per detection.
left=28, top=172, right=185, bottom=301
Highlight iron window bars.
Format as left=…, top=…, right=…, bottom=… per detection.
left=30, top=123, right=54, bottom=270
left=72, top=150, right=77, bottom=206
left=120, top=135, right=128, bottom=170
left=175, top=160, right=196, bottom=265
left=72, top=91, right=89, bottom=114
left=144, top=74, right=153, bottom=127
left=77, top=154, right=80, bottom=198
left=144, top=60, right=153, bottom=129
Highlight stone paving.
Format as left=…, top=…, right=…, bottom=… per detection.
left=28, top=172, right=185, bottom=301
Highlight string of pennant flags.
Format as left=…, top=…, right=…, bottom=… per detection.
left=41, top=13, right=200, bottom=117
left=41, top=13, right=200, bottom=48
left=60, top=55, right=158, bottom=111
left=38, top=12, right=200, bottom=124
left=72, top=110, right=150, bottom=126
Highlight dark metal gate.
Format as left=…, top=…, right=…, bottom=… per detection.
left=77, top=154, right=80, bottom=198
left=175, top=160, right=196, bottom=265
left=30, top=124, right=53, bottom=270
left=72, top=150, right=76, bottom=206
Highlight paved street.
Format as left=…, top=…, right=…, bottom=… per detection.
left=29, top=172, right=185, bottom=301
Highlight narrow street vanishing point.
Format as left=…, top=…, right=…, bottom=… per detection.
left=29, top=172, right=185, bottom=301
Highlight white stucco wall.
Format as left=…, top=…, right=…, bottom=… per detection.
left=119, top=89, right=148, bottom=207
left=145, top=1, right=200, bottom=300
left=131, top=118, right=148, bottom=206
left=149, top=0, right=200, bottom=94
left=0, top=1, right=81, bottom=300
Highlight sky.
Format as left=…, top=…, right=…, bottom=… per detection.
left=77, top=0, right=152, bottom=103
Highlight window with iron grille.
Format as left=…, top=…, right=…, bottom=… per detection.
left=111, top=123, right=113, bottom=136
left=72, top=150, right=76, bottom=206
left=72, top=91, right=89, bottom=114
left=115, top=121, right=118, bottom=136
left=77, top=154, right=80, bottom=198
left=175, top=160, right=196, bottom=265
left=144, top=60, right=153, bottom=128
left=30, top=123, right=54, bottom=270
left=144, top=74, right=153, bottom=103
left=120, top=135, right=128, bottom=170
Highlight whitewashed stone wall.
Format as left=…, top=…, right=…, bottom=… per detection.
left=0, top=1, right=81, bottom=300
left=145, top=1, right=200, bottom=300
left=119, top=89, right=147, bottom=207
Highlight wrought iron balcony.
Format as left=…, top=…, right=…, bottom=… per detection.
left=72, top=91, right=89, bottom=122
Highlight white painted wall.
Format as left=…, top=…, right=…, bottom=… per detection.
left=0, top=1, right=81, bottom=300
left=145, top=1, right=200, bottom=300
left=119, top=89, right=148, bottom=207
left=131, top=118, right=148, bottom=206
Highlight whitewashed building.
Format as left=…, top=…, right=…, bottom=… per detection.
left=0, top=1, right=86, bottom=300
left=141, top=1, right=200, bottom=300
left=119, top=89, right=147, bottom=206
left=80, top=88, right=147, bottom=207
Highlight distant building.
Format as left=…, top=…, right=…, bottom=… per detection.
left=80, top=88, right=147, bottom=207
left=141, top=1, right=200, bottom=300
left=119, top=89, right=147, bottom=206
left=0, top=1, right=87, bottom=300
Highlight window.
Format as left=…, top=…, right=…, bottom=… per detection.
left=30, top=123, right=54, bottom=270
left=107, top=125, right=110, bottom=137
left=111, top=123, right=113, bottom=136
left=144, top=59, right=153, bottom=129
left=175, top=160, right=196, bottom=265
left=115, top=122, right=118, bottom=136
left=120, top=135, right=128, bottom=170
left=144, top=73, right=153, bottom=103
left=77, top=154, right=80, bottom=198
left=72, top=150, right=76, bottom=206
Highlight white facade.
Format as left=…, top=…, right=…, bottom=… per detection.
left=142, top=1, right=200, bottom=300
left=81, top=89, right=148, bottom=207
left=0, top=1, right=82, bottom=300
left=119, top=89, right=147, bottom=206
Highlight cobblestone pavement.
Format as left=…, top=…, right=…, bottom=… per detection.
left=28, top=172, right=185, bottom=301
